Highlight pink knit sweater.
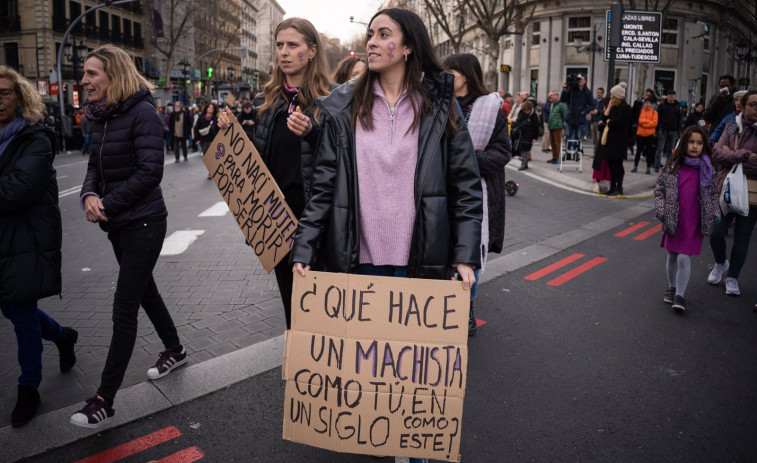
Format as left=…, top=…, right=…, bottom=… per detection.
left=355, top=81, right=419, bottom=266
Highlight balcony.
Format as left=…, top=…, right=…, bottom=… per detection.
left=85, top=24, right=99, bottom=39
left=134, top=36, right=144, bottom=49
left=99, top=28, right=110, bottom=41
left=111, top=31, right=123, bottom=44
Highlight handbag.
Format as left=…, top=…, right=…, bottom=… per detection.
left=720, top=163, right=750, bottom=216
left=198, top=125, right=211, bottom=136
left=600, top=123, right=610, bottom=146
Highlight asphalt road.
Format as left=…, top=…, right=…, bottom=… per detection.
left=22, top=204, right=757, bottom=462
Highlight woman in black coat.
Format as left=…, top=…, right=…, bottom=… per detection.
left=0, top=66, right=77, bottom=427
left=512, top=100, right=541, bottom=170
left=596, top=82, right=632, bottom=196
left=292, top=9, right=482, bottom=287
left=72, top=45, right=186, bottom=429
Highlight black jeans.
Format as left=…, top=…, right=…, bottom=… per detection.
left=97, top=220, right=181, bottom=404
left=173, top=137, right=188, bottom=161
left=608, top=158, right=625, bottom=190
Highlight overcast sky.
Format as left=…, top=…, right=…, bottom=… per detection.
left=277, top=0, right=385, bottom=43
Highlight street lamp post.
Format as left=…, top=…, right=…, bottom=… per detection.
left=735, top=39, right=756, bottom=89
left=574, top=23, right=604, bottom=92
left=179, top=59, right=190, bottom=104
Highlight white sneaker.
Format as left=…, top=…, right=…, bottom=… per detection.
left=707, top=261, right=729, bottom=285
left=725, top=277, right=740, bottom=296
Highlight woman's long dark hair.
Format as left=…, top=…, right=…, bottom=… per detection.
left=333, top=56, right=365, bottom=84
left=352, top=8, right=456, bottom=134
left=664, top=125, right=711, bottom=174
left=442, top=53, right=489, bottom=100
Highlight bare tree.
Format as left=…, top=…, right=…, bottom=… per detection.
left=462, top=0, right=537, bottom=88
left=422, top=0, right=467, bottom=54
left=141, top=0, right=197, bottom=84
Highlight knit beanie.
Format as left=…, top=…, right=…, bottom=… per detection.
left=610, top=82, right=627, bottom=99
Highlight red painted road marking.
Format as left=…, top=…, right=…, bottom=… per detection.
left=475, top=319, right=487, bottom=327
left=524, top=253, right=585, bottom=281
left=546, top=257, right=608, bottom=286
left=157, top=446, right=205, bottom=463
left=615, top=221, right=650, bottom=237
left=75, top=426, right=182, bottom=463
left=634, top=223, right=663, bottom=241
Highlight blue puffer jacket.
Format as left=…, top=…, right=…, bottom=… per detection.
left=80, top=88, right=167, bottom=232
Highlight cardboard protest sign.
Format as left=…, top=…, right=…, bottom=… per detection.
left=282, top=271, right=469, bottom=462
left=202, top=115, right=297, bottom=273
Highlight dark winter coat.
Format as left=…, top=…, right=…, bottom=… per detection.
left=80, top=88, right=168, bottom=232
left=703, top=92, right=734, bottom=132
left=193, top=115, right=218, bottom=144
left=168, top=109, right=193, bottom=138
left=512, top=109, right=540, bottom=153
left=560, top=85, right=594, bottom=127
left=595, top=101, right=632, bottom=163
left=290, top=72, right=483, bottom=279
left=237, top=109, right=256, bottom=141
left=657, top=99, right=681, bottom=131
left=477, top=109, right=511, bottom=253
left=251, top=89, right=321, bottom=202
left=0, top=124, right=62, bottom=304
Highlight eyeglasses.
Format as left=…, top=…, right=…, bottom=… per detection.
left=745, top=101, right=757, bottom=109
left=0, top=88, right=16, bottom=98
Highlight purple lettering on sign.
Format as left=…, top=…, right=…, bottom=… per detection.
left=387, top=42, right=396, bottom=59
left=215, top=143, right=226, bottom=159
left=298, top=51, right=304, bottom=63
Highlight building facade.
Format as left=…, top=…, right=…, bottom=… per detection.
left=253, top=0, right=284, bottom=75
left=0, top=0, right=145, bottom=107
left=240, top=0, right=259, bottom=96
left=415, top=0, right=757, bottom=106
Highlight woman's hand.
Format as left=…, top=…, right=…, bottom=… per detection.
left=454, top=263, right=476, bottom=290
left=217, top=107, right=233, bottom=130
left=293, top=262, right=311, bottom=277
left=84, top=195, right=107, bottom=223
left=287, top=106, right=312, bottom=137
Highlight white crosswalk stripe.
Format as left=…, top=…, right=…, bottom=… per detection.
left=199, top=201, right=230, bottom=217
left=160, top=230, right=206, bottom=256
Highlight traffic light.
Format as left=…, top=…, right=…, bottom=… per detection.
left=349, top=50, right=355, bottom=57
left=207, top=67, right=213, bottom=79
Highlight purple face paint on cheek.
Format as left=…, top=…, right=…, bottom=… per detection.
left=387, top=42, right=396, bottom=59
left=298, top=51, right=304, bottom=64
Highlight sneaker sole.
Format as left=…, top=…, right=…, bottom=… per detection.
left=663, top=297, right=674, bottom=304
left=70, top=415, right=113, bottom=429
left=147, top=357, right=188, bottom=380
left=726, top=290, right=740, bottom=296
left=672, top=305, right=685, bottom=312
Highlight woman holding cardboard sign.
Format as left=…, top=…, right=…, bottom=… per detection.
left=218, top=18, right=331, bottom=329
left=292, top=9, right=482, bottom=321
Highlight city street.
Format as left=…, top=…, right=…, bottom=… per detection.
left=3, top=149, right=757, bottom=462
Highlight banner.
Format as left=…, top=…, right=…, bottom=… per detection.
left=202, top=115, right=298, bottom=273
left=283, top=271, right=470, bottom=462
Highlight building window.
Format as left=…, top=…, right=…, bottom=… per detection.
left=567, top=16, right=591, bottom=44
left=69, top=1, right=82, bottom=34
left=699, top=73, right=709, bottom=105
left=111, top=15, right=121, bottom=42
left=702, top=23, right=710, bottom=52
left=530, top=69, right=538, bottom=96
left=661, top=17, right=678, bottom=46
left=531, top=22, right=541, bottom=47
left=4, top=42, right=19, bottom=72
left=654, top=69, right=676, bottom=95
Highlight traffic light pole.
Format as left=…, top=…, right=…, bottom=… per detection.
left=56, top=0, right=139, bottom=125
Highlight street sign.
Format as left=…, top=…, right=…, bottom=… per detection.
left=740, top=77, right=750, bottom=87
left=500, top=64, right=512, bottom=73
left=604, top=10, right=662, bottom=63
left=37, top=81, right=49, bottom=95
left=50, top=82, right=60, bottom=96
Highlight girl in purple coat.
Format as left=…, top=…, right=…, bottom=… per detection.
left=654, top=126, right=719, bottom=312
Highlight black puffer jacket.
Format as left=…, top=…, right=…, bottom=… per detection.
left=80, top=88, right=167, bottom=232
left=0, top=124, right=61, bottom=303
left=291, top=72, right=483, bottom=279
left=251, top=89, right=321, bottom=202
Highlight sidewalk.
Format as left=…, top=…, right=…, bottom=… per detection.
left=511, top=136, right=658, bottom=198
left=1, top=141, right=659, bottom=462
